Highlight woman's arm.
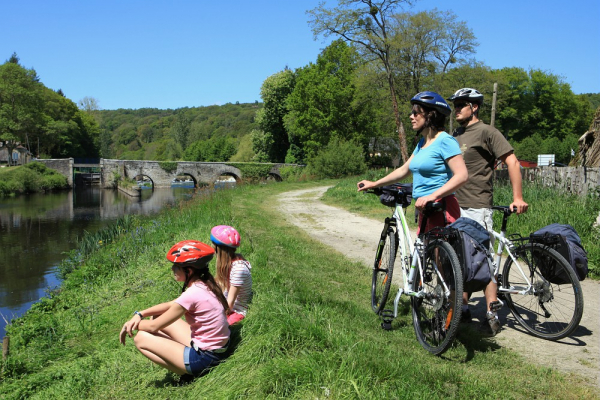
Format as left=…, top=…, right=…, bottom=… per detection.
left=357, top=155, right=414, bottom=191
left=414, top=154, right=468, bottom=209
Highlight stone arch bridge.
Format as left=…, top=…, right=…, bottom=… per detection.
left=37, top=159, right=300, bottom=188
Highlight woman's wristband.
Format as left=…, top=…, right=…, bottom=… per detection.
left=133, top=311, right=144, bottom=319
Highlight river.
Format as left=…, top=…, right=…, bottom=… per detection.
left=0, top=185, right=220, bottom=337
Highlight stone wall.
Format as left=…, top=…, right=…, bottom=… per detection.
left=36, top=158, right=74, bottom=187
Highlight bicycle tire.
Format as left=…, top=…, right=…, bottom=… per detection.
left=501, top=243, right=584, bottom=340
left=371, top=227, right=397, bottom=314
left=411, top=240, right=463, bottom=355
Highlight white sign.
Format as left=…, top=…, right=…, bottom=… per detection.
left=537, top=154, right=555, bottom=166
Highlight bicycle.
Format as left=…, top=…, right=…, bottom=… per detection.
left=364, top=183, right=463, bottom=355
left=489, top=206, right=584, bottom=340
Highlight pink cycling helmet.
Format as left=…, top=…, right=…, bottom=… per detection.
left=210, top=225, right=241, bottom=248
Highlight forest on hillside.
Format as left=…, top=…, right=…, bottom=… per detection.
left=95, top=102, right=261, bottom=162
left=2, top=1, right=599, bottom=170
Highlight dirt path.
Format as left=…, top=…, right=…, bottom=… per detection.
left=277, top=186, right=600, bottom=388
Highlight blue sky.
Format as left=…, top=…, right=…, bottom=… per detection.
left=2, top=0, right=598, bottom=110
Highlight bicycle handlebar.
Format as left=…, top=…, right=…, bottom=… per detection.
left=492, top=205, right=518, bottom=215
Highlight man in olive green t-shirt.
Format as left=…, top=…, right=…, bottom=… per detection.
left=448, top=88, right=528, bottom=336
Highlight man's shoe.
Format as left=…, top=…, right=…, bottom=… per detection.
left=460, top=309, right=472, bottom=323
left=479, top=314, right=501, bottom=337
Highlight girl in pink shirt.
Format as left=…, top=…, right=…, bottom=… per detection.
left=119, top=240, right=230, bottom=380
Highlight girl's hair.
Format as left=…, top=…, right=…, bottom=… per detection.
left=214, top=245, right=239, bottom=291
left=412, top=104, right=447, bottom=131
left=180, top=265, right=229, bottom=313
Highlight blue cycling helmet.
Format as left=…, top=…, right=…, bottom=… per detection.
left=410, top=91, right=452, bottom=116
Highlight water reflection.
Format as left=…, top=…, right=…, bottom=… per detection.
left=0, top=186, right=202, bottom=337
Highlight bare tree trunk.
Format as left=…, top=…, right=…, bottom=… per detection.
left=387, top=72, right=408, bottom=163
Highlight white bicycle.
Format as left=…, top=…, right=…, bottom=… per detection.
left=489, top=206, right=584, bottom=340
left=364, top=183, right=463, bottom=355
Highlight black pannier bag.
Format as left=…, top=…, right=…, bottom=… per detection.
left=531, top=223, right=588, bottom=282
left=449, top=217, right=492, bottom=293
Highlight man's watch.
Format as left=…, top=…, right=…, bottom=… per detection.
left=133, top=311, right=144, bottom=319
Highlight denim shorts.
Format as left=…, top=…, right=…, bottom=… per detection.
left=183, top=346, right=223, bottom=375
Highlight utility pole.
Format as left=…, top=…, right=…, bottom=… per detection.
left=490, top=83, right=498, bottom=128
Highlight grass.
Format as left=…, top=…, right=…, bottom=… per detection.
left=0, top=162, right=69, bottom=196
left=0, top=180, right=598, bottom=399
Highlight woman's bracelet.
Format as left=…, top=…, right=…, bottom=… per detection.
left=133, top=311, right=144, bottom=319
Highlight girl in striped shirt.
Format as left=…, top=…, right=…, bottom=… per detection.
left=211, top=225, right=253, bottom=325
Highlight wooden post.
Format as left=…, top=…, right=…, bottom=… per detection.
left=2, top=336, right=8, bottom=360
left=490, top=83, right=498, bottom=128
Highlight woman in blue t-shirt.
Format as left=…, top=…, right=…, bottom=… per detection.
left=358, top=91, right=468, bottom=233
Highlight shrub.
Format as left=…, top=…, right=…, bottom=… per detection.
left=158, top=161, right=178, bottom=173
left=278, top=166, right=305, bottom=181
left=308, top=139, right=367, bottom=179
left=23, top=161, right=49, bottom=175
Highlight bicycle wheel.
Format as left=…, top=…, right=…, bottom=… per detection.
left=411, top=240, right=463, bottom=355
left=502, top=243, right=584, bottom=340
left=371, top=227, right=397, bottom=314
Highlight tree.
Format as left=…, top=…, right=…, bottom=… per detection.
left=78, top=96, right=100, bottom=113
left=0, top=60, right=43, bottom=164
left=253, top=69, right=295, bottom=162
left=308, top=0, right=414, bottom=163
left=388, top=9, right=477, bottom=95
left=493, top=68, right=593, bottom=143
left=285, top=40, right=377, bottom=161
left=171, top=112, right=190, bottom=147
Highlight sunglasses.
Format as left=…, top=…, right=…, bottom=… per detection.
left=454, top=102, right=470, bottom=109
left=410, top=110, right=423, bottom=116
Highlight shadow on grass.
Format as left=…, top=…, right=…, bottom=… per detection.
left=152, top=322, right=245, bottom=388
left=454, top=325, right=502, bottom=362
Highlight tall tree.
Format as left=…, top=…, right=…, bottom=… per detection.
left=308, top=0, right=414, bottom=163
left=285, top=39, right=378, bottom=161
left=389, top=9, right=477, bottom=96
left=253, top=69, right=295, bottom=162
left=0, top=60, right=43, bottom=164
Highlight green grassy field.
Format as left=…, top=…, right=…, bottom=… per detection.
left=0, top=180, right=598, bottom=399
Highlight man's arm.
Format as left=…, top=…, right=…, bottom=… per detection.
left=500, top=152, right=528, bottom=214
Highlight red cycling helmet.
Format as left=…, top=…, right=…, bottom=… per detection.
left=210, top=225, right=241, bottom=248
left=166, top=240, right=215, bottom=268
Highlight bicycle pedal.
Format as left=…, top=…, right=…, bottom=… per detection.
left=489, top=299, right=504, bottom=312
left=380, top=309, right=394, bottom=331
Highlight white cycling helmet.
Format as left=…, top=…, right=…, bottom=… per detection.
left=447, top=88, right=484, bottom=105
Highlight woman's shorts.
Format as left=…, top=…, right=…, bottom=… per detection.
left=183, top=346, right=223, bottom=376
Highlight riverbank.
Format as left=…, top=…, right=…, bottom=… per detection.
left=1, top=181, right=597, bottom=399
left=0, top=162, right=69, bottom=196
